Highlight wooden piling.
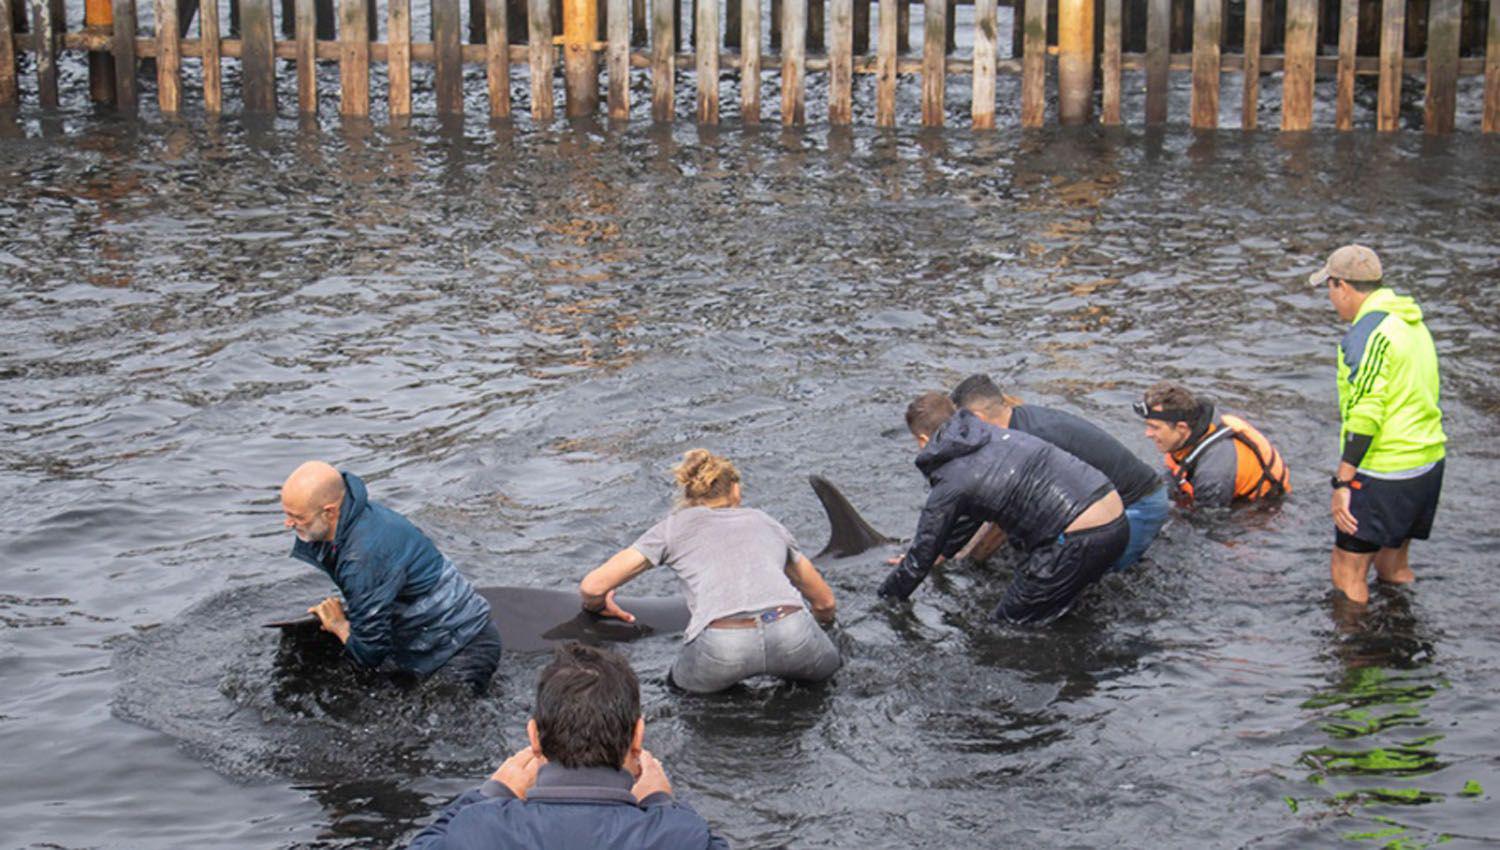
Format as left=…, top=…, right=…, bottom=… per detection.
left=1057, top=0, right=1093, bottom=125
left=155, top=0, right=182, bottom=111
left=1101, top=0, right=1121, bottom=125
left=651, top=0, right=672, bottom=120
left=741, top=0, right=761, bottom=122
left=30, top=0, right=58, bottom=108
left=782, top=0, right=805, bottom=124
left=296, top=0, right=317, bottom=113
left=1242, top=0, right=1261, bottom=128
left=241, top=0, right=275, bottom=112
left=435, top=0, right=463, bottom=114
left=1189, top=0, right=1219, bottom=128
left=86, top=0, right=116, bottom=104
left=200, top=0, right=223, bottom=112
left=972, top=0, right=996, bottom=129
left=875, top=0, right=895, bottom=126
left=389, top=0, right=412, bottom=117
left=1281, top=0, right=1316, bottom=131
left=488, top=0, right=511, bottom=117
left=921, top=0, right=944, bottom=126
left=528, top=0, right=554, bottom=120
left=0, top=0, right=15, bottom=108
left=1145, top=0, right=1168, bottom=123
left=1020, top=0, right=1044, bottom=127
left=1423, top=0, right=1459, bottom=133
left=1486, top=0, right=1499, bottom=132
left=564, top=0, right=600, bottom=115
left=695, top=0, right=717, bottom=122
left=112, top=0, right=138, bottom=109
left=1334, top=0, right=1355, bottom=129
left=632, top=0, right=644, bottom=45
left=340, top=0, right=370, bottom=116
left=1377, top=0, right=1403, bottom=130
left=607, top=0, right=627, bottom=118
left=830, top=0, right=853, bottom=124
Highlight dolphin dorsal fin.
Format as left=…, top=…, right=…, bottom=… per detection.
left=809, top=475, right=897, bottom=559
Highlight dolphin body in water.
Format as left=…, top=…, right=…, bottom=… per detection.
left=265, top=476, right=895, bottom=652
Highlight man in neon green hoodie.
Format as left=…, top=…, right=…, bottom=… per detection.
left=1310, top=245, right=1446, bottom=604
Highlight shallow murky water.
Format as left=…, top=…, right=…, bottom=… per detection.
left=2, top=109, right=1499, bottom=849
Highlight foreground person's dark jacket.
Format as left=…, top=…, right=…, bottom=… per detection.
left=292, top=472, right=490, bottom=676
left=406, top=765, right=731, bottom=850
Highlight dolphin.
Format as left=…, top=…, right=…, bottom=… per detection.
left=265, top=475, right=893, bottom=652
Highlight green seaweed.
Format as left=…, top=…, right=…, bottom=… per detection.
left=1285, top=796, right=1300, bottom=813
left=1321, top=708, right=1426, bottom=739
left=1302, top=668, right=1445, bottom=712
left=1331, top=787, right=1443, bottom=806
left=1300, top=744, right=1443, bottom=776
left=1344, top=825, right=1406, bottom=841
left=1458, top=780, right=1483, bottom=797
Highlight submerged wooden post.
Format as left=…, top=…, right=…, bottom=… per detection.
left=296, top=0, right=317, bottom=113
left=241, top=0, right=276, bottom=112
left=1101, top=0, right=1121, bottom=125
left=1189, top=0, right=1219, bottom=128
left=390, top=0, right=412, bottom=117
left=529, top=0, right=555, bottom=120
left=111, top=0, right=137, bottom=109
left=694, top=0, right=717, bottom=122
left=200, top=0, right=222, bottom=111
left=1057, top=0, right=1093, bottom=124
left=921, top=0, right=945, bottom=126
left=1485, top=0, right=1499, bottom=132
left=972, top=0, right=996, bottom=129
left=436, top=0, right=463, bottom=114
left=1145, top=0, right=1169, bottom=123
left=30, top=0, right=58, bottom=108
left=1281, top=0, right=1316, bottom=130
left=340, top=0, right=370, bottom=116
left=830, top=0, right=853, bottom=124
left=875, top=0, right=896, bottom=126
left=1334, top=0, right=1356, bottom=130
left=741, top=0, right=761, bottom=123
left=650, top=0, right=672, bottom=120
left=782, top=0, right=806, bottom=124
left=1242, top=0, right=1261, bottom=128
left=0, top=0, right=16, bottom=108
left=1423, top=0, right=1459, bottom=133
left=565, top=0, right=600, bottom=115
left=1377, top=0, right=1403, bottom=131
left=86, top=0, right=116, bottom=104
left=1020, top=0, right=1045, bottom=127
left=608, top=0, right=628, bottom=118
left=155, top=0, right=182, bottom=112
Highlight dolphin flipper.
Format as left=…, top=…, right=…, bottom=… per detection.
left=810, top=474, right=898, bottom=559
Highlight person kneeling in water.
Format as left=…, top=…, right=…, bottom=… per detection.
left=580, top=449, right=840, bottom=694
left=879, top=393, right=1129, bottom=625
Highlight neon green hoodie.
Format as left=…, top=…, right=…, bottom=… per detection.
left=1336, top=288, right=1446, bottom=473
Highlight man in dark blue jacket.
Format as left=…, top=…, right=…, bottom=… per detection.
left=281, top=461, right=500, bottom=693
left=407, top=644, right=730, bottom=850
left=879, top=393, right=1129, bottom=625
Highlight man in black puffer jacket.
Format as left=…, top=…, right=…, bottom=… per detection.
left=879, top=393, right=1129, bottom=625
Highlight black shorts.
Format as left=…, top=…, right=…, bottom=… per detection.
left=1335, top=459, right=1444, bottom=553
left=995, top=514, right=1129, bottom=626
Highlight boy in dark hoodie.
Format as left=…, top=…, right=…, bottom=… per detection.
left=878, top=393, right=1129, bottom=625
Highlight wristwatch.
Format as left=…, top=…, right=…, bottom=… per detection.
left=1330, top=474, right=1352, bottom=490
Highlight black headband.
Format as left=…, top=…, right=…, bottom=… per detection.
left=1132, top=400, right=1195, bottom=423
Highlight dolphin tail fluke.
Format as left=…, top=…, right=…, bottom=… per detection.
left=810, top=475, right=897, bottom=559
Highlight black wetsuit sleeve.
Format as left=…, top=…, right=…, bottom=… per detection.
left=879, top=481, right=963, bottom=600
left=1342, top=431, right=1374, bottom=467
left=1011, top=406, right=1160, bottom=505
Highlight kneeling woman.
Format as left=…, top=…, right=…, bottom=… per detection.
left=580, top=449, right=841, bottom=694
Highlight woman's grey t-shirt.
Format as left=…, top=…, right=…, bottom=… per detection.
left=629, top=506, right=807, bottom=642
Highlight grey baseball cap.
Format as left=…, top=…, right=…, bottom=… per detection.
left=1309, top=245, right=1383, bottom=287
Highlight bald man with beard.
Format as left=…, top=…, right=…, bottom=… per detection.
left=281, top=462, right=501, bottom=694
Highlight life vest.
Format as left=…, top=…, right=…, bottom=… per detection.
left=1163, top=414, right=1291, bottom=505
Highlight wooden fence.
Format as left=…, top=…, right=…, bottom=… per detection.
left=0, top=0, right=1496, bottom=130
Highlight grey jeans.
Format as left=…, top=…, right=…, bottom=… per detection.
left=670, top=608, right=842, bottom=694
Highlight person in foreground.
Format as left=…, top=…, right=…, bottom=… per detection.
left=1134, top=381, right=1291, bottom=509
left=951, top=374, right=1167, bottom=572
left=1311, top=245, right=1445, bottom=604
left=580, top=449, right=839, bottom=694
left=280, top=461, right=501, bottom=694
left=406, top=644, right=730, bottom=850
left=879, top=393, right=1128, bottom=625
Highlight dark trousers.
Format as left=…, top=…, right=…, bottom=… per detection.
left=435, top=621, right=503, bottom=695
left=996, top=515, right=1130, bottom=626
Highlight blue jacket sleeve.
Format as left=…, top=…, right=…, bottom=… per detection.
left=879, top=481, right=963, bottom=600
left=337, top=547, right=407, bottom=668
left=406, top=783, right=515, bottom=850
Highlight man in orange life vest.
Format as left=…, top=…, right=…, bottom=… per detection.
left=1134, top=382, right=1291, bottom=508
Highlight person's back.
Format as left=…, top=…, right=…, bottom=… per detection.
left=1007, top=405, right=1160, bottom=507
